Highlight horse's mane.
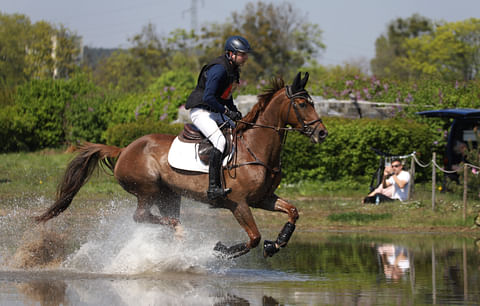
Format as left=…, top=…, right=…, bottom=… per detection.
left=236, top=77, right=285, bottom=133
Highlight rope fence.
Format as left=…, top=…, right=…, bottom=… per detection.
left=396, top=151, right=480, bottom=221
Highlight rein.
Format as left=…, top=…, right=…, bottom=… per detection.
left=227, top=86, right=321, bottom=176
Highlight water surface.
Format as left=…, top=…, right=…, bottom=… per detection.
left=1, top=198, right=479, bottom=305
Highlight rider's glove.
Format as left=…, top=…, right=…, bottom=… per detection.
left=224, top=108, right=242, bottom=121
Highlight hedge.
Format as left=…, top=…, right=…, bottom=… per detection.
left=103, top=117, right=434, bottom=183
left=0, top=75, right=112, bottom=152
left=104, top=121, right=183, bottom=147
left=281, top=117, right=435, bottom=183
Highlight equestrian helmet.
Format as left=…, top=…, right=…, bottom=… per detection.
left=225, top=36, right=252, bottom=54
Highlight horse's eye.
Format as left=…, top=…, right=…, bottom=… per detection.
left=298, top=102, right=307, bottom=108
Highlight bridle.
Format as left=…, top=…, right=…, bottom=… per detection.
left=227, top=86, right=324, bottom=175
left=284, top=85, right=323, bottom=137
left=236, top=86, right=323, bottom=135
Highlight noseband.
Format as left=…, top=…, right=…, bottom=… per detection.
left=285, top=85, right=323, bottom=137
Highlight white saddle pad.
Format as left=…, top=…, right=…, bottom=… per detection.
left=167, top=137, right=232, bottom=173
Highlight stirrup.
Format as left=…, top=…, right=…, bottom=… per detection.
left=207, top=186, right=232, bottom=200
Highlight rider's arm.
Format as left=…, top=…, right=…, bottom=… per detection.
left=203, top=64, right=228, bottom=113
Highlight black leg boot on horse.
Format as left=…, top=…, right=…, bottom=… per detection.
left=207, top=148, right=231, bottom=200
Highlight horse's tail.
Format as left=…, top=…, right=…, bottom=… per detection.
left=35, top=142, right=122, bottom=223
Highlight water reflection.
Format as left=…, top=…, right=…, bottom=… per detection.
left=1, top=226, right=480, bottom=305
left=375, top=243, right=411, bottom=281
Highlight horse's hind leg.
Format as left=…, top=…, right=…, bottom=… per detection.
left=153, top=189, right=181, bottom=220
left=255, top=195, right=299, bottom=258
left=134, top=191, right=180, bottom=228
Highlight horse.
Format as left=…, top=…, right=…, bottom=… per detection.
left=35, top=72, right=328, bottom=259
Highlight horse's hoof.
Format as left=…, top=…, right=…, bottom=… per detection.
left=214, top=241, right=249, bottom=259
left=263, top=240, right=279, bottom=258
left=214, top=241, right=229, bottom=254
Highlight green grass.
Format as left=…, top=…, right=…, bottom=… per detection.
left=1, top=151, right=480, bottom=233
left=327, top=212, right=392, bottom=223
left=0, top=150, right=125, bottom=203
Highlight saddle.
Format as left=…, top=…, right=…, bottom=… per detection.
left=178, top=123, right=233, bottom=164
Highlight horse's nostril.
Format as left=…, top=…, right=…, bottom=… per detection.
left=318, top=130, right=328, bottom=139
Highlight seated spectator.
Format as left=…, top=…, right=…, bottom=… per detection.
left=362, top=183, right=394, bottom=204
left=363, top=159, right=410, bottom=204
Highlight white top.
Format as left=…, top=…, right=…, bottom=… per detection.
left=387, top=170, right=410, bottom=201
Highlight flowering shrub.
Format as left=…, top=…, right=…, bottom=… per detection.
left=308, top=76, right=480, bottom=118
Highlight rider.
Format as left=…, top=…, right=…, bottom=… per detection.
left=185, top=35, right=252, bottom=200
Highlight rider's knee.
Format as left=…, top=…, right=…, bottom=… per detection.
left=211, top=135, right=226, bottom=153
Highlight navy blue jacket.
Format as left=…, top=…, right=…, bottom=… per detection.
left=185, top=55, right=239, bottom=113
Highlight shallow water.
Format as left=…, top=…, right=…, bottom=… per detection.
left=1, top=198, right=480, bottom=305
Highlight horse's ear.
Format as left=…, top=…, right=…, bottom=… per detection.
left=291, top=72, right=302, bottom=92
left=300, top=72, right=309, bottom=89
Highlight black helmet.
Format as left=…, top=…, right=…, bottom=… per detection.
left=224, top=36, right=252, bottom=54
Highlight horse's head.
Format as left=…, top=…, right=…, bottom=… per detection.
left=282, top=72, right=328, bottom=143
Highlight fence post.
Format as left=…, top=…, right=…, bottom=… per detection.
left=463, top=164, right=468, bottom=222
left=408, top=155, right=415, bottom=200
left=432, top=152, right=436, bottom=210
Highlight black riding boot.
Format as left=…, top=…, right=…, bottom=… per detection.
left=207, top=148, right=231, bottom=200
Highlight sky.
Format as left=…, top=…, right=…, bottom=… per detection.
left=1, top=0, right=479, bottom=67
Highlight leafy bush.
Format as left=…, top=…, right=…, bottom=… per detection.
left=281, top=117, right=435, bottom=183
left=64, top=90, right=114, bottom=144
left=109, top=68, right=196, bottom=125
left=104, top=120, right=183, bottom=147
left=14, top=78, right=71, bottom=149
left=11, top=74, right=110, bottom=150
left=0, top=105, right=29, bottom=152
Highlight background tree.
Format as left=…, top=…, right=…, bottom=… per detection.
left=166, top=28, right=201, bottom=71
left=93, top=23, right=171, bottom=92
left=93, top=50, right=155, bottom=93
left=0, top=13, right=80, bottom=105
left=398, top=18, right=480, bottom=81
left=0, top=13, right=30, bottom=106
left=371, top=14, right=434, bottom=79
left=53, top=25, right=82, bottom=78
left=199, top=1, right=325, bottom=83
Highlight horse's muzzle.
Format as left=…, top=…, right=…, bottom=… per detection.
left=310, top=125, right=328, bottom=144
left=310, top=128, right=328, bottom=143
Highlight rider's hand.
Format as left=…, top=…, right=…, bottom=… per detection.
left=225, top=109, right=242, bottom=121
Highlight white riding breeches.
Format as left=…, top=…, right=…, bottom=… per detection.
left=190, top=107, right=234, bottom=153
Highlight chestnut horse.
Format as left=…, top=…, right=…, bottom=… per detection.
left=35, top=72, right=327, bottom=258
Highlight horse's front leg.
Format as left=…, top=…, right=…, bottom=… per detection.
left=214, top=201, right=261, bottom=259
left=258, top=195, right=299, bottom=258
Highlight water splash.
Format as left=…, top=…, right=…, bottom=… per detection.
left=63, top=202, right=236, bottom=275
left=10, top=229, right=67, bottom=269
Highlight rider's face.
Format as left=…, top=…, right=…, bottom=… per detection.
left=231, top=52, right=248, bottom=66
